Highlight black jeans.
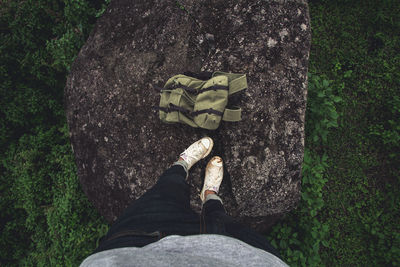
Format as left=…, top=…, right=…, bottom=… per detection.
left=94, top=165, right=281, bottom=258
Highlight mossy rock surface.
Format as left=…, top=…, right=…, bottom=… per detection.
left=65, top=0, right=311, bottom=231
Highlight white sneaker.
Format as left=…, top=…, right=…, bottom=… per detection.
left=200, top=156, right=223, bottom=202
left=180, top=137, right=213, bottom=170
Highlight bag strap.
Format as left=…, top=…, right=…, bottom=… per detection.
left=212, top=71, right=247, bottom=96
left=222, top=107, right=242, bottom=122
left=191, top=108, right=224, bottom=117
left=198, top=85, right=228, bottom=94
left=228, top=74, right=247, bottom=95
left=154, top=83, right=197, bottom=94
left=153, top=104, right=192, bottom=115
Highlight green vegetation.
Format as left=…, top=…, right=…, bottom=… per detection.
left=0, top=1, right=109, bottom=266
left=269, top=0, right=400, bottom=266
left=268, top=74, right=340, bottom=265
left=0, top=0, right=398, bottom=266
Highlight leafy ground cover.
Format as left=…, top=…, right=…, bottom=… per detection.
left=268, top=0, right=400, bottom=266
left=308, top=1, right=400, bottom=265
left=1, top=0, right=399, bottom=266
left=0, top=1, right=109, bottom=266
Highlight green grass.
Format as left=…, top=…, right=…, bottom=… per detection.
left=267, top=0, right=399, bottom=266
left=1, top=0, right=399, bottom=266
left=269, top=0, right=399, bottom=265
left=0, top=1, right=109, bottom=265
left=308, top=0, right=400, bottom=265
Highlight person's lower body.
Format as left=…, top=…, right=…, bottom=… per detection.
left=201, top=196, right=281, bottom=258
left=93, top=137, right=280, bottom=259
left=93, top=164, right=199, bottom=253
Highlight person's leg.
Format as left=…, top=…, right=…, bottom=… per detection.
left=200, top=194, right=228, bottom=234
left=199, top=157, right=281, bottom=258
left=200, top=195, right=281, bottom=258
left=94, top=164, right=198, bottom=253
left=113, top=164, right=191, bottom=226
left=94, top=137, right=213, bottom=253
left=105, top=164, right=194, bottom=235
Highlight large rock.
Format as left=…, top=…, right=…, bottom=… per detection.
left=65, top=0, right=311, bottom=231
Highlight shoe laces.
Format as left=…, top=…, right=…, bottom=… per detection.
left=181, top=142, right=205, bottom=166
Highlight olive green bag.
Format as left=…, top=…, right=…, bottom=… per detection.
left=156, top=71, right=247, bottom=130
